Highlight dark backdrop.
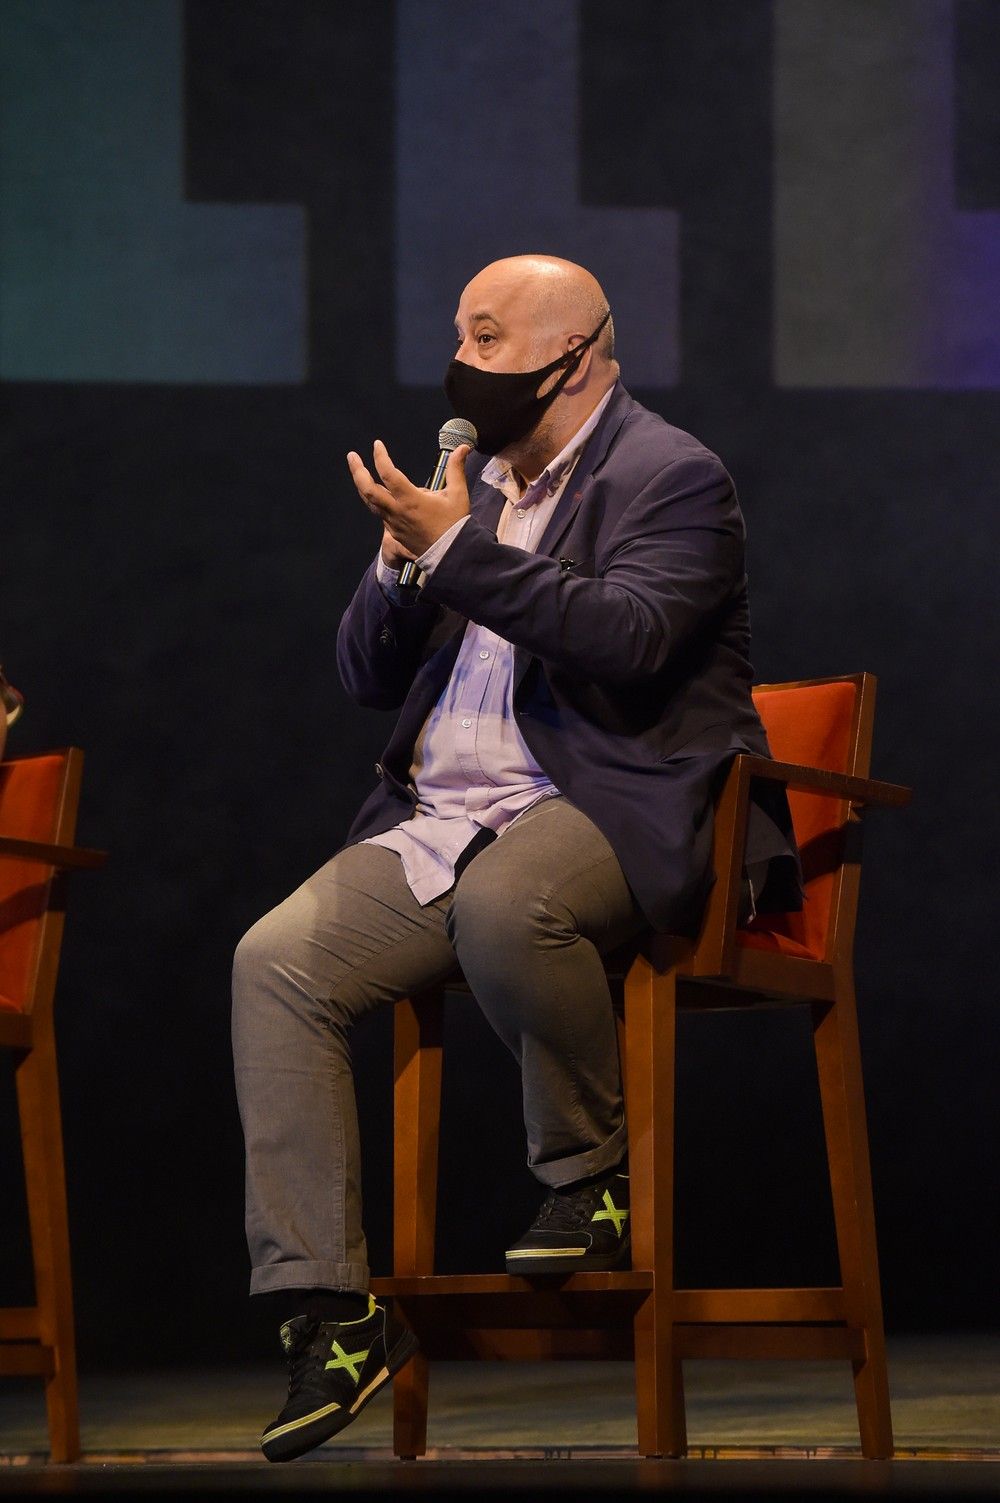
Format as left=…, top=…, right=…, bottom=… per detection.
left=2, top=0, right=998, bottom=1367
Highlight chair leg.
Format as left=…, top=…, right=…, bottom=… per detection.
left=391, top=991, right=444, bottom=1461
left=624, top=952, right=686, bottom=1458
left=393, top=1349, right=430, bottom=1462
left=813, top=979, right=893, bottom=1459
left=15, top=1030, right=81, bottom=1463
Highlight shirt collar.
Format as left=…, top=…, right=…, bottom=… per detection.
left=481, top=385, right=616, bottom=508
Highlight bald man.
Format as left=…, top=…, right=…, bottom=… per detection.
left=233, top=256, right=799, bottom=1460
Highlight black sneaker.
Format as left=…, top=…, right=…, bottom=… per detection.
left=260, top=1295, right=418, bottom=1462
left=505, top=1167, right=630, bottom=1274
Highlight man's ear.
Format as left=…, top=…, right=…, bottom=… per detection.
left=561, top=339, right=593, bottom=393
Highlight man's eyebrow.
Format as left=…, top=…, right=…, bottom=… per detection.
left=455, top=311, right=502, bottom=329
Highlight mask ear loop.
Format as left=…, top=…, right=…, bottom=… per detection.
left=543, top=308, right=613, bottom=400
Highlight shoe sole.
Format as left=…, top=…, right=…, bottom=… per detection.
left=505, top=1235, right=631, bottom=1277
left=261, top=1326, right=420, bottom=1463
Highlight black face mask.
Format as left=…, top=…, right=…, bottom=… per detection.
left=444, top=311, right=611, bottom=457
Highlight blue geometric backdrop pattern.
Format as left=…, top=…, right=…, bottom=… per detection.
left=774, top=0, right=1000, bottom=387
left=0, top=0, right=305, bottom=382
left=394, top=0, right=680, bottom=387
left=3, top=0, right=996, bottom=388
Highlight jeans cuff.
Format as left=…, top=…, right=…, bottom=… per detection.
left=529, top=1118, right=629, bottom=1189
left=249, top=1259, right=370, bottom=1297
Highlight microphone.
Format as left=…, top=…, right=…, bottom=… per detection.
left=397, top=418, right=478, bottom=588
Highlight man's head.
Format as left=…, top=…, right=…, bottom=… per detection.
left=447, top=255, right=618, bottom=477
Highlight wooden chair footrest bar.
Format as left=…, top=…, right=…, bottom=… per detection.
left=676, top=1324, right=866, bottom=1361
left=387, top=1289, right=650, bottom=1334
left=384, top=1320, right=863, bottom=1363
left=673, top=1287, right=846, bottom=1322
left=0, top=1342, right=55, bottom=1377
left=373, top=1272, right=654, bottom=1296
left=373, top=1279, right=846, bottom=1324
left=0, top=1308, right=41, bottom=1340
left=373, top=1278, right=858, bottom=1361
left=394, top=1326, right=636, bottom=1361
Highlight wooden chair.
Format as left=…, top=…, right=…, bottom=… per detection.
left=0, top=749, right=106, bottom=1462
left=371, top=673, right=911, bottom=1459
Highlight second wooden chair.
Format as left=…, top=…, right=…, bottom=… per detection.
left=372, top=673, right=911, bottom=1459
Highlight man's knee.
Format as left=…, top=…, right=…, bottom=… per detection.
left=232, top=912, right=303, bottom=1047
left=448, top=860, right=573, bottom=977
left=233, top=907, right=362, bottom=1058
left=233, top=892, right=422, bottom=1036
left=233, top=908, right=288, bottom=991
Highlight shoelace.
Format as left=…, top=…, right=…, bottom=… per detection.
left=283, top=1319, right=327, bottom=1397
left=534, top=1185, right=601, bottom=1232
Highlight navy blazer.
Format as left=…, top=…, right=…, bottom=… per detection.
left=337, top=382, right=800, bottom=934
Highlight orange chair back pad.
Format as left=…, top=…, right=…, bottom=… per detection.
left=0, top=754, right=68, bottom=1013
left=741, top=680, right=858, bottom=963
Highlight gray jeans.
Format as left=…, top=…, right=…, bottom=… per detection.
left=231, top=795, right=647, bottom=1297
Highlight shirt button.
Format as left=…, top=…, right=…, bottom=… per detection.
left=461, top=717, right=472, bottom=729
left=374, top=762, right=385, bottom=779
left=479, top=649, right=490, bottom=660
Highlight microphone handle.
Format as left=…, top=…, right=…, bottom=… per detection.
left=397, top=448, right=451, bottom=587
left=426, top=449, right=450, bottom=490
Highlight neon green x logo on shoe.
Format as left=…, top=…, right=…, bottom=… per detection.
left=325, top=1340, right=370, bottom=1383
left=592, top=1188, right=629, bottom=1237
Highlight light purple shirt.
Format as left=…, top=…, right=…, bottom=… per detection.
left=363, top=389, right=614, bottom=904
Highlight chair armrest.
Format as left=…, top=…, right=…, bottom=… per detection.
left=688, top=751, right=911, bottom=980
left=738, top=755, right=912, bottom=808
left=0, top=836, right=107, bottom=871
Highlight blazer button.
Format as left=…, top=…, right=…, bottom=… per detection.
left=379, top=626, right=393, bottom=647
left=374, top=762, right=385, bottom=780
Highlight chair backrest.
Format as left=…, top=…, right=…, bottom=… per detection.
left=748, top=675, right=875, bottom=964
left=0, top=750, right=81, bottom=1014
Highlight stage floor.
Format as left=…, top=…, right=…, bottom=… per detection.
left=1, top=1335, right=998, bottom=1497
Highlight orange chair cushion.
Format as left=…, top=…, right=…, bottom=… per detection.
left=737, top=927, right=819, bottom=961
left=737, top=681, right=858, bottom=963
left=0, top=754, right=69, bottom=1013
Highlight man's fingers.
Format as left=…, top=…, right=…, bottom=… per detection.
left=346, top=450, right=392, bottom=515
left=372, top=438, right=394, bottom=482
left=372, top=439, right=418, bottom=499
left=347, top=449, right=377, bottom=491
left=445, top=443, right=472, bottom=488
left=349, top=436, right=470, bottom=555
left=348, top=440, right=428, bottom=542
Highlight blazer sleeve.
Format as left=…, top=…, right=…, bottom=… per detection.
left=419, top=453, right=744, bottom=685
left=336, top=558, right=442, bottom=710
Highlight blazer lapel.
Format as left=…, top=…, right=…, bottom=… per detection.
left=464, top=382, right=632, bottom=556
left=511, top=383, right=634, bottom=691
left=469, top=476, right=506, bottom=535
left=533, top=381, right=632, bottom=561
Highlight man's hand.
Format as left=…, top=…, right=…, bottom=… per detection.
left=347, top=439, right=472, bottom=559
left=379, top=527, right=417, bottom=570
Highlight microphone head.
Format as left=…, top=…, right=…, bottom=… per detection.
left=438, top=417, right=478, bottom=451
